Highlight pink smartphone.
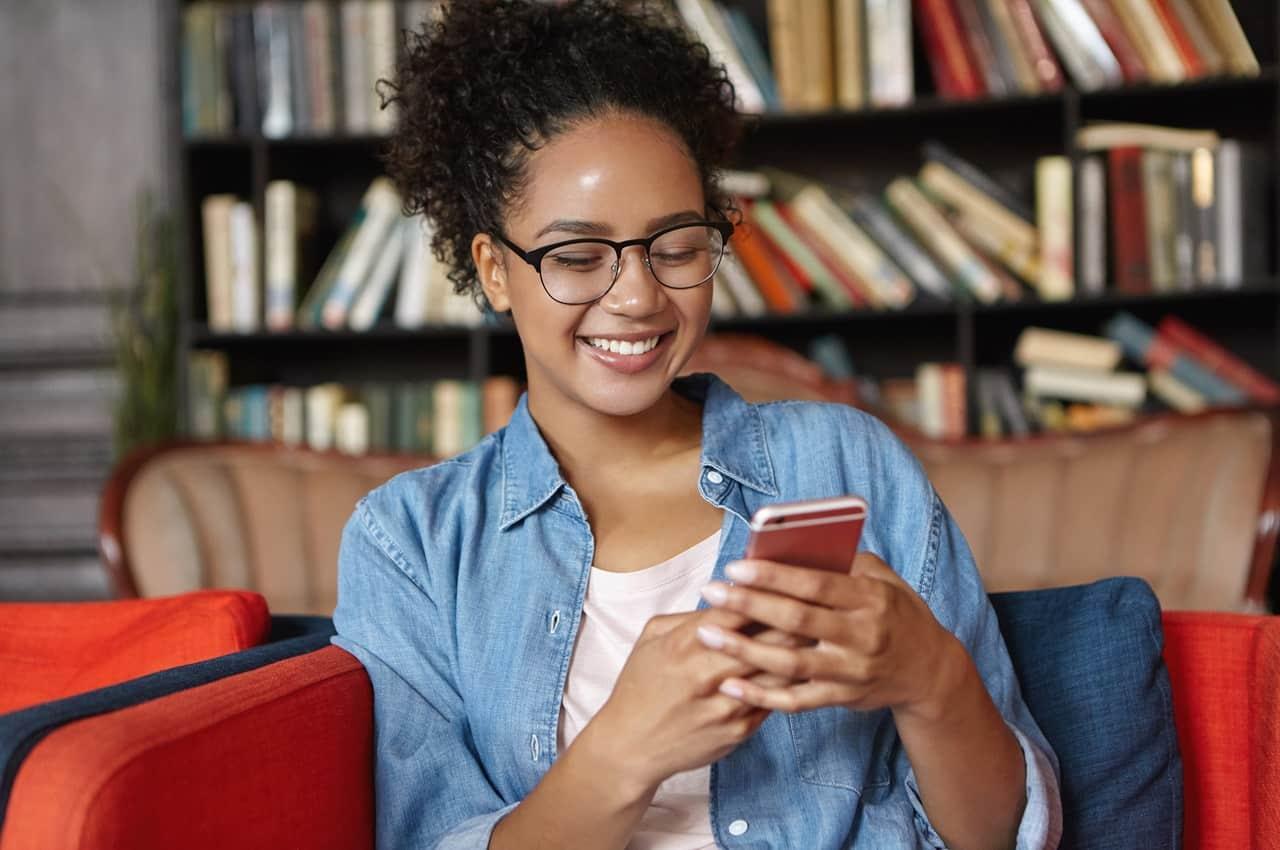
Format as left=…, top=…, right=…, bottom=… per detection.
left=744, top=495, right=868, bottom=574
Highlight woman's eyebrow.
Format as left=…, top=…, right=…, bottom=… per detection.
left=533, top=210, right=704, bottom=240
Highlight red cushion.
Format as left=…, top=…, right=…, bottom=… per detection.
left=1163, top=611, right=1280, bottom=850
left=1, top=645, right=372, bottom=850
left=0, top=589, right=270, bottom=714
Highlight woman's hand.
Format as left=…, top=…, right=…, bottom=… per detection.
left=695, top=552, right=965, bottom=720
left=586, top=608, right=807, bottom=797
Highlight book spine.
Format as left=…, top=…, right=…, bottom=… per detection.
left=1189, top=146, right=1217, bottom=286
left=1108, top=146, right=1150, bottom=293
left=766, top=0, right=805, bottom=109
left=228, top=201, right=260, bottom=333
left=1149, top=0, right=1206, bottom=75
left=322, top=179, right=402, bottom=328
left=1033, top=0, right=1109, bottom=91
left=973, top=0, right=1023, bottom=93
left=886, top=178, right=1001, bottom=303
left=948, top=209, right=1042, bottom=285
left=1006, top=0, right=1066, bottom=90
left=258, top=4, right=293, bottom=137
left=264, top=180, right=296, bottom=331
left=1078, top=155, right=1107, bottom=294
left=733, top=215, right=801, bottom=313
left=341, top=0, right=369, bottom=132
left=286, top=5, right=311, bottom=134
left=1170, top=152, right=1196, bottom=290
left=921, top=141, right=1037, bottom=222
left=752, top=201, right=851, bottom=310
left=848, top=196, right=954, bottom=300
left=395, top=216, right=429, bottom=328
left=984, top=0, right=1041, bottom=92
left=793, top=187, right=915, bottom=308
left=953, top=0, right=1011, bottom=95
left=914, top=0, right=985, bottom=98
left=721, top=5, right=782, bottom=110
left=675, top=0, right=767, bottom=114
left=349, top=216, right=405, bottom=331
left=716, top=253, right=770, bottom=317
left=1214, top=138, right=1241, bottom=286
left=1048, top=0, right=1125, bottom=85
left=866, top=0, right=914, bottom=107
left=1168, top=0, right=1225, bottom=74
left=796, top=0, right=835, bottom=109
left=1156, top=316, right=1280, bottom=404
left=1077, top=0, right=1150, bottom=82
left=302, top=0, right=335, bottom=133
left=833, top=0, right=865, bottom=109
left=1114, top=0, right=1187, bottom=81
left=1035, top=156, right=1074, bottom=301
left=776, top=204, right=870, bottom=309
left=918, top=161, right=1038, bottom=252
left=201, top=195, right=235, bottom=332
left=1141, top=149, right=1176, bottom=292
left=1102, top=312, right=1247, bottom=404
left=1192, top=0, right=1259, bottom=75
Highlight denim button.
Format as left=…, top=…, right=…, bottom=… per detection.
left=705, top=470, right=724, bottom=485
left=728, top=819, right=748, bottom=836
left=530, top=734, right=541, bottom=762
left=549, top=609, right=561, bottom=634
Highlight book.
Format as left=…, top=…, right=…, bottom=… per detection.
left=264, top=180, right=319, bottom=331
left=1035, top=156, right=1073, bottom=301
left=320, top=177, right=403, bottom=329
left=847, top=195, right=954, bottom=301
left=921, top=142, right=1036, bottom=222
left=1024, top=363, right=1147, bottom=408
left=297, top=216, right=360, bottom=328
left=1170, top=153, right=1195, bottom=290
left=984, top=0, right=1040, bottom=92
left=833, top=0, right=865, bottom=109
left=918, top=159, right=1037, bottom=255
left=334, top=402, right=370, bottom=455
left=1148, top=368, right=1206, bottom=413
left=257, top=3, right=293, bottom=137
left=1007, top=0, right=1066, bottom=91
left=916, top=362, right=946, bottom=438
left=886, top=177, right=1001, bottom=303
left=1076, top=121, right=1219, bottom=152
left=200, top=194, right=236, bottom=332
left=730, top=213, right=803, bottom=313
left=1102, top=312, right=1247, bottom=405
left=340, top=0, right=369, bottom=132
left=948, top=209, right=1041, bottom=286
left=285, top=5, right=311, bottom=133
left=675, top=0, right=768, bottom=114
left=866, top=0, right=915, bottom=107
left=1035, top=0, right=1123, bottom=91
left=1149, top=0, right=1206, bottom=77
left=914, top=0, right=984, bottom=99
left=1167, top=0, right=1225, bottom=75
left=1077, top=0, right=1150, bottom=82
left=795, top=0, right=835, bottom=109
left=720, top=5, right=781, bottom=111
left=777, top=204, right=872, bottom=308
left=1188, top=0, right=1259, bottom=76
left=765, top=0, right=804, bottom=109
left=1108, top=146, right=1150, bottom=293
left=751, top=200, right=852, bottom=310
left=1077, top=155, right=1107, bottom=294
left=1214, top=140, right=1268, bottom=288
left=395, top=215, right=431, bottom=328
left=716, top=253, right=769, bottom=317
left=301, top=0, right=336, bottom=133
left=228, top=200, right=260, bottom=333
left=1156, top=316, right=1280, bottom=404
left=305, top=383, right=345, bottom=450
left=1015, top=327, right=1122, bottom=371
left=366, top=0, right=398, bottom=133
left=348, top=215, right=405, bottom=331
left=228, top=6, right=261, bottom=134
left=1110, top=0, right=1187, bottom=82
left=954, top=0, right=1010, bottom=96
left=973, top=0, right=1025, bottom=93
left=1189, top=146, right=1216, bottom=286
left=1140, top=149, right=1176, bottom=292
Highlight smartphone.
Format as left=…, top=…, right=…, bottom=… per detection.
left=744, top=495, right=868, bottom=574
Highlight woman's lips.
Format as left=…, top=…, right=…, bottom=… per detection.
left=577, top=332, right=672, bottom=375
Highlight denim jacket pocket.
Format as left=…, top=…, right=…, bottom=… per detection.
left=787, top=705, right=894, bottom=793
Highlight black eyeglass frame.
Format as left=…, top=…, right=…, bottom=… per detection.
left=493, top=219, right=735, bottom=305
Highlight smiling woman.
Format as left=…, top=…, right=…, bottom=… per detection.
left=332, top=3, right=1062, bottom=850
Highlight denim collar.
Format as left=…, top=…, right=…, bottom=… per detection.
left=498, top=373, right=778, bottom=529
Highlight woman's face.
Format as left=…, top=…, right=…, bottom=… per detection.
left=474, top=113, right=715, bottom=420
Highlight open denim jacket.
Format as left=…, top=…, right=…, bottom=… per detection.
left=332, top=373, right=1062, bottom=849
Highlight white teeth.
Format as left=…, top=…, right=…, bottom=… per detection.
left=586, top=335, right=661, bottom=355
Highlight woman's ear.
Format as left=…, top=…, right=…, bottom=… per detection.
left=472, top=233, right=511, bottom=313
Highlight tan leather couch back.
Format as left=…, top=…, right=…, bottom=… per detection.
left=119, top=445, right=428, bottom=615
left=909, top=411, right=1274, bottom=611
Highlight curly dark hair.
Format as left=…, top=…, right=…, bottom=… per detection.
left=379, top=0, right=743, bottom=303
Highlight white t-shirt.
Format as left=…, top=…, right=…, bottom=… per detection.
left=557, top=531, right=722, bottom=850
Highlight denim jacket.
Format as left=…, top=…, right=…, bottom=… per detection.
left=332, top=373, right=1063, bottom=850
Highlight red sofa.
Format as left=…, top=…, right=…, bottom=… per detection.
left=1, top=607, right=1275, bottom=850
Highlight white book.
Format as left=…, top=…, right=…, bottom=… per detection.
left=1034, top=0, right=1108, bottom=91
left=716, top=252, right=768, bottom=317
left=1025, top=364, right=1146, bottom=408
left=915, top=363, right=945, bottom=439
left=887, top=178, right=1001, bottom=304
left=321, top=178, right=402, bottom=328
left=305, top=383, right=344, bottom=450
left=349, top=218, right=404, bottom=330
left=265, top=181, right=298, bottom=331
left=335, top=402, right=371, bottom=455
left=395, top=215, right=430, bottom=328
left=257, top=5, right=293, bottom=138
left=341, top=0, right=369, bottom=132
left=1045, top=0, right=1123, bottom=86
left=1035, top=156, right=1074, bottom=301
left=201, top=195, right=236, bottom=332
left=674, top=0, right=766, bottom=113
left=366, top=0, right=398, bottom=134
left=1014, top=327, right=1121, bottom=371
left=865, top=0, right=913, bottom=107
left=1215, top=139, right=1242, bottom=287
left=1078, top=156, right=1106, bottom=294
left=281, top=386, right=305, bottom=446
left=228, top=201, right=260, bottom=333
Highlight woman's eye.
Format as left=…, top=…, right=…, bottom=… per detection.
left=653, top=249, right=699, bottom=264
left=550, top=254, right=605, bottom=270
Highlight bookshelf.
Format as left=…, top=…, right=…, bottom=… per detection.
left=171, top=0, right=1280, bottom=442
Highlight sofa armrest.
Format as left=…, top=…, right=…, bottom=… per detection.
left=1, top=645, right=373, bottom=850
left=1162, top=611, right=1280, bottom=850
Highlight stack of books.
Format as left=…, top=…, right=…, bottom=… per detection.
left=202, top=177, right=485, bottom=333
left=182, top=0, right=441, bottom=138
left=189, top=351, right=521, bottom=458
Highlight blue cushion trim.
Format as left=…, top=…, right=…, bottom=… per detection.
left=0, top=615, right=337, bottom=831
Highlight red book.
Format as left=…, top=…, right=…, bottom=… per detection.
left=1079, top=0, right=1150, bottom=83
left=1108, top=146, right=1150, bottom=294
left=775, top=202, right=872, bottom=309
left=1149, top=0, right=1207, bottom=77
left=914, top=0, right=985, bottom=98
left=733, top=202, right=802, bottom=314
left=1156, top=316, right=1280, bottom=404
left=1006, top=0, right=1065, bottom=91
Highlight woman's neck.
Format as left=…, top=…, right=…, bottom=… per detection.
left=529, top=386, right=704, bottom=485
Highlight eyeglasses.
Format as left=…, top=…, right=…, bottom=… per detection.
left=494, top=220, right=734, bottom=305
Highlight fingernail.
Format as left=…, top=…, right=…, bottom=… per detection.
left=725, top=561, right=756, bottom=582
left=700, top=582, right=728, bottom=605
left=720, top=680, right=744, bottom=698
left=697, top=625, right=726, bottom=648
